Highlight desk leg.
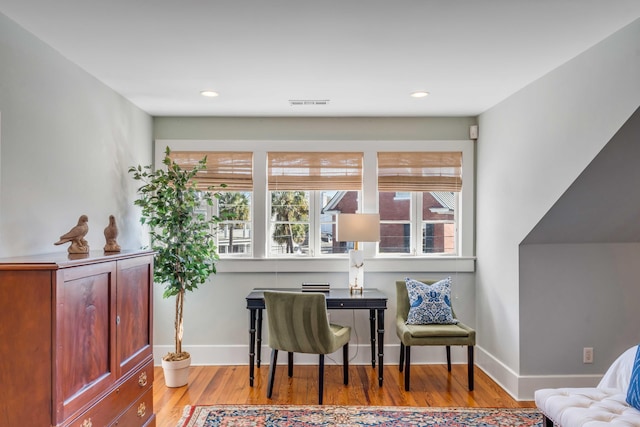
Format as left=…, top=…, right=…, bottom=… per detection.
left=256, top=309, right=263, bottom=368
left=369, top=309, right=376, bottom=368
left=377, top=308, right=385, bottom=386
left=249, top=308, right=256, bottom=387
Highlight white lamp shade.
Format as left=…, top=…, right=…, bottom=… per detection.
left=336, top=213, right=380, bottom=242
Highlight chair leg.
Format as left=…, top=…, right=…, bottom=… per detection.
left=399, top=342, right=405, bottom=372
left=343, top=343, right=349, bottom=385
left=318, top=354, right=325, bottom=404
left=404, top=345, right=411, bottom=391
left=543, top=415, right=554, bottom=427
left=446, top=346, right=452, bottom=372
left=288, top=352, right=294, bottom=377
left=267, top=349, right=278, bottom=398
left=468, top=346, right=474, bottom=391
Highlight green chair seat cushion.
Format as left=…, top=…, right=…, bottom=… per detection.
left=397, top=319, right=476, bottom=346
left=405, top=323, right=471, bottom=338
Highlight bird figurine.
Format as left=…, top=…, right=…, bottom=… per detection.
left=103, top=215, right=121, bottom=252
left=54, top=214, right=89, bottom=254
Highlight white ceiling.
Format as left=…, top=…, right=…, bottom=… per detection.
left=1, top=1, right=640, bottom=117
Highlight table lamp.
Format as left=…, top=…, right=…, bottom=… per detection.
left=336, top=213, right=380, bottom=293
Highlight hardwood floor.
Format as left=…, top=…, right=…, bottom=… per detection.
left=153, top=364, right=535, bottom=427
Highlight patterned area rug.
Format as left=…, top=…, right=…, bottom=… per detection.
left=176, top=405, right=543, bottom=426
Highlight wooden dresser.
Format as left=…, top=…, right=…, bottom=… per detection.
left=0, top=250, right=155, bottom=426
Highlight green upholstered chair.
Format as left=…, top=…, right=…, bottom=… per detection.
left=264, top=291, right=351, bottom=404
left=395, top=280, right=476, bottom=391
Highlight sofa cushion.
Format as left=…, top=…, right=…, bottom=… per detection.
left=535, top=387, right=640, bottom=426
left=405, top=277, right=458, bottom=325
left=535, top=345, right=640, bottom=427
left=599, top=345, right=638, bottom=392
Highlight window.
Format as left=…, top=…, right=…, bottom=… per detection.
left=170, top=151, right=253, bottom=257
left=267, top=152, right=363, bottom=257
left=216, top=192, right=252, bottom=255
left=157, top=138, right=474, bottom=267
left=378, top=152, right=462, bottom=255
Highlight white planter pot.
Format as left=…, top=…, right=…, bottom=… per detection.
left=161, top=355, right=191, bottom=388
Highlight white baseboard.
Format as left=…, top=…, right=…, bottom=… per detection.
left=154, top=344, right=600, bottom=401
left=475, top=346, right=602, bottom=401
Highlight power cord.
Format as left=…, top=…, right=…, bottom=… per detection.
left=325, top=309, right=359, bottom=365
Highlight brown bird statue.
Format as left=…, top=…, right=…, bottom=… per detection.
left=54, top=214, right=89, bottom=254
left=103, top=215, right=121, bottom=252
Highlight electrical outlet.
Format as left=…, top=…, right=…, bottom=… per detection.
left=583, top=347, right=594, bottom=364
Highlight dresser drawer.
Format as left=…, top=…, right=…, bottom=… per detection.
left=64, top=359, right=153, bottom=427
left=110, top=387, right=154, bottom=426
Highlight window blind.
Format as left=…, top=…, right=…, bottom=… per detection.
left=377, top=151, right=462, bottom=192
left=170, top=151, right=253, bottom=191
left=268, top=152, right=363, bottom=190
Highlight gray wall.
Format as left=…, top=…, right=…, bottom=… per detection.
left=0, top=12, right=152, bottom=257
left=477, top=17, right=640, bottom=398
left=520, top=243, right=640, bottom=375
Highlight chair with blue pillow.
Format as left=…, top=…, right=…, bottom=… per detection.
left=395, top=278, right=476, bottom=391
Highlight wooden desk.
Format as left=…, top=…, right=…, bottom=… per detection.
left=246, top=288, right=388, bottom=387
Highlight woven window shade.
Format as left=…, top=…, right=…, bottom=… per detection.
left=378, top=151, right=462, bottom=192
left=268, top=152, right=363, bottom=190
left=170, top=151, right=253, bottom=191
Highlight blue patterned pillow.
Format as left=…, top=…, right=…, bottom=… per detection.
left=626, top=346, right=640, bottom=410
left=405, top=277, right=458, bottom=325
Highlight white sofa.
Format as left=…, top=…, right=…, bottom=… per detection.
left=535, top=345, right=640, bottom=426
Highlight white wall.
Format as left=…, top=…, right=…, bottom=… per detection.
left=0, top=12, right=152, bottom=257
left=476, top=18, right=640, bottom=399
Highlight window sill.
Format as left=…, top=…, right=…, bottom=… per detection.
left=215, top=256, right=475, bottom=273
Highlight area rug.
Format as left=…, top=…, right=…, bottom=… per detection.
left=176, top=405, right=543, bottom=426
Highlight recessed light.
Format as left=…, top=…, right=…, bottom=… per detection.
left=200, top=90, right=219, bottom=97
left=410, top=91, right=429, bottom=98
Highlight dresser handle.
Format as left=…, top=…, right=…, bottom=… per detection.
left=81, top=418, right=92, bottom=427
left=138, top=371, right=148, bottom=387
left=137, top=402, right=146, bottom=418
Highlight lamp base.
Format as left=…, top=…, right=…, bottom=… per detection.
left=349, top=285, right=363, bottom=294
left=348, top=249, right=364, bottom=292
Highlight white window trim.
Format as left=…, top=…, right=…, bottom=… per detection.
left=155, top=139, right=475, bottom=273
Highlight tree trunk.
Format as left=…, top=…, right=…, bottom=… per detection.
left=175, top=288, right=184, bottom=354
left=287, top=223, right=294, bottom=253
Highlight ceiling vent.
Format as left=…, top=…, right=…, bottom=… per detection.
left=289, top=99, right=330, bottom=106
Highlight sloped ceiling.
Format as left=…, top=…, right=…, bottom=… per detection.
left=522, top=106, right=640, bottom=244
